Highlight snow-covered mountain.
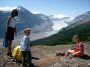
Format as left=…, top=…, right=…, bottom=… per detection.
left=66, top=11, right=90, bottom=30
left=48, top=15, right=74, bottom=32
left=0, top=6, right=72, bottom=40
left=49, top=15, right=73, bottom=25
left=74, top=11, right=90, bottom=22
left=32, top=11, right=90, bottom=45
left=0, top=6, right=53, bottom=39
left=1, top=6, right=89, bottom=41
left=50, top=11, right=90, bottom=27
left=68, top=11, right=90, bottom=25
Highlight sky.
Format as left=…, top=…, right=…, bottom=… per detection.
left=0, top=0, right=89, bottom=18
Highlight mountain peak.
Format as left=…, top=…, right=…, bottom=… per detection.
left=17, top=6, right=27, bottom=10
left=85, top=11, right=90, bottom=15
left=0, top=6, right=28, bottom=12
left=73, top=11, right=90, bottom=22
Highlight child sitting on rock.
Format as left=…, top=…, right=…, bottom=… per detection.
left=65, top=35, right=85, bottom=57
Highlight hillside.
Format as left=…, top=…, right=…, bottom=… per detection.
left=32, top=21, right=90, bottom=45
left=31, top=11, right=90, bottom=45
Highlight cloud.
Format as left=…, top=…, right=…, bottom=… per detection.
left=52, top=21, right=68, bottom=31
left=0, top=6, right=17, bottom=11
left=53, top=14, right=67, bottom=19
left=31, top=10, right=41, bottom=14
left=70, top=17, right=74, bottom=20
left=31, top=22, right=53, bottom=33
left=47, top=8, right=57, bottom=11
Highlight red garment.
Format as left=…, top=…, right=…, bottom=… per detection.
left=68, top=48, right=80, bottom=56
left=69, top=42, right=85, bottom=56
left=75, top=42, right=84, bottom=56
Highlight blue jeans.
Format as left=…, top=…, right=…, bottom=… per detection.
left=21, top=51, right=32, bottom=66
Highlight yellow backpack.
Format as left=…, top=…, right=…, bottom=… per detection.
left=12, top=45, right=23, bottom=61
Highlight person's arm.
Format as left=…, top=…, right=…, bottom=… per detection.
left=7, top=16, right=12, bottom=26
left=25, top=37, right=32, bottom=48
left=71, top=44, right=75, bottom=50
left=14, top=26, right=17, bottom=36
left=30, top=43, right=32, bottom=47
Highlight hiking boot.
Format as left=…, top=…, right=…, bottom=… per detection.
left=56, top=52, right=65, bottom=56
left=22, top=63, right=28, bottom=67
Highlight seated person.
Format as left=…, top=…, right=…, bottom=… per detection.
left=65, top=35, right=85, bottom=57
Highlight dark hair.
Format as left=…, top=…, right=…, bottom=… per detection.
left=11, top=9, right=18, bottom=17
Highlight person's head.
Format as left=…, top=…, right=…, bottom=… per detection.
left=11, top=9, right=18, bottom=17
left=72, top=35, right=81, bottom=43
left=24, top=28, right=31, bottom=36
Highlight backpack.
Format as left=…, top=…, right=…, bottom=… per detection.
left=12, top=45, right=23, bottom=62
left=3, top=40, right=9, bottom=48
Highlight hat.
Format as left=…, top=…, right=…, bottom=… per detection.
left=24, top=28, right=31, bottom=32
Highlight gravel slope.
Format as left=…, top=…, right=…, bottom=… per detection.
left=0, top=43, right=90, bottom=67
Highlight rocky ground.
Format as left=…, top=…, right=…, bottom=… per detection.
left=0, top=42, right=90, bottom=67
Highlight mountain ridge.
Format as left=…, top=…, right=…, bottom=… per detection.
left=31, top=11, right=90, bottom=45
left=0, top=6, right=53, bottom=39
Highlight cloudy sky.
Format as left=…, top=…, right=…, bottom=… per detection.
left=0, top=0, right=89, bottom=18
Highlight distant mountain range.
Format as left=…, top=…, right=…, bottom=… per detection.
left=32, top=11, right=90, bottom=45
left=0, top=6, right=53, bottom=39
left=0, top=6, right=90, bottom=42
left=0, top=6, right=73, bottom=40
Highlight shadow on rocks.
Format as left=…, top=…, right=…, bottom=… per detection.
left=32, top=57, right=40, bottom=60
left=31, top=63, right=38, bottom=67
left=79, top=54, right=90, bottom=60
